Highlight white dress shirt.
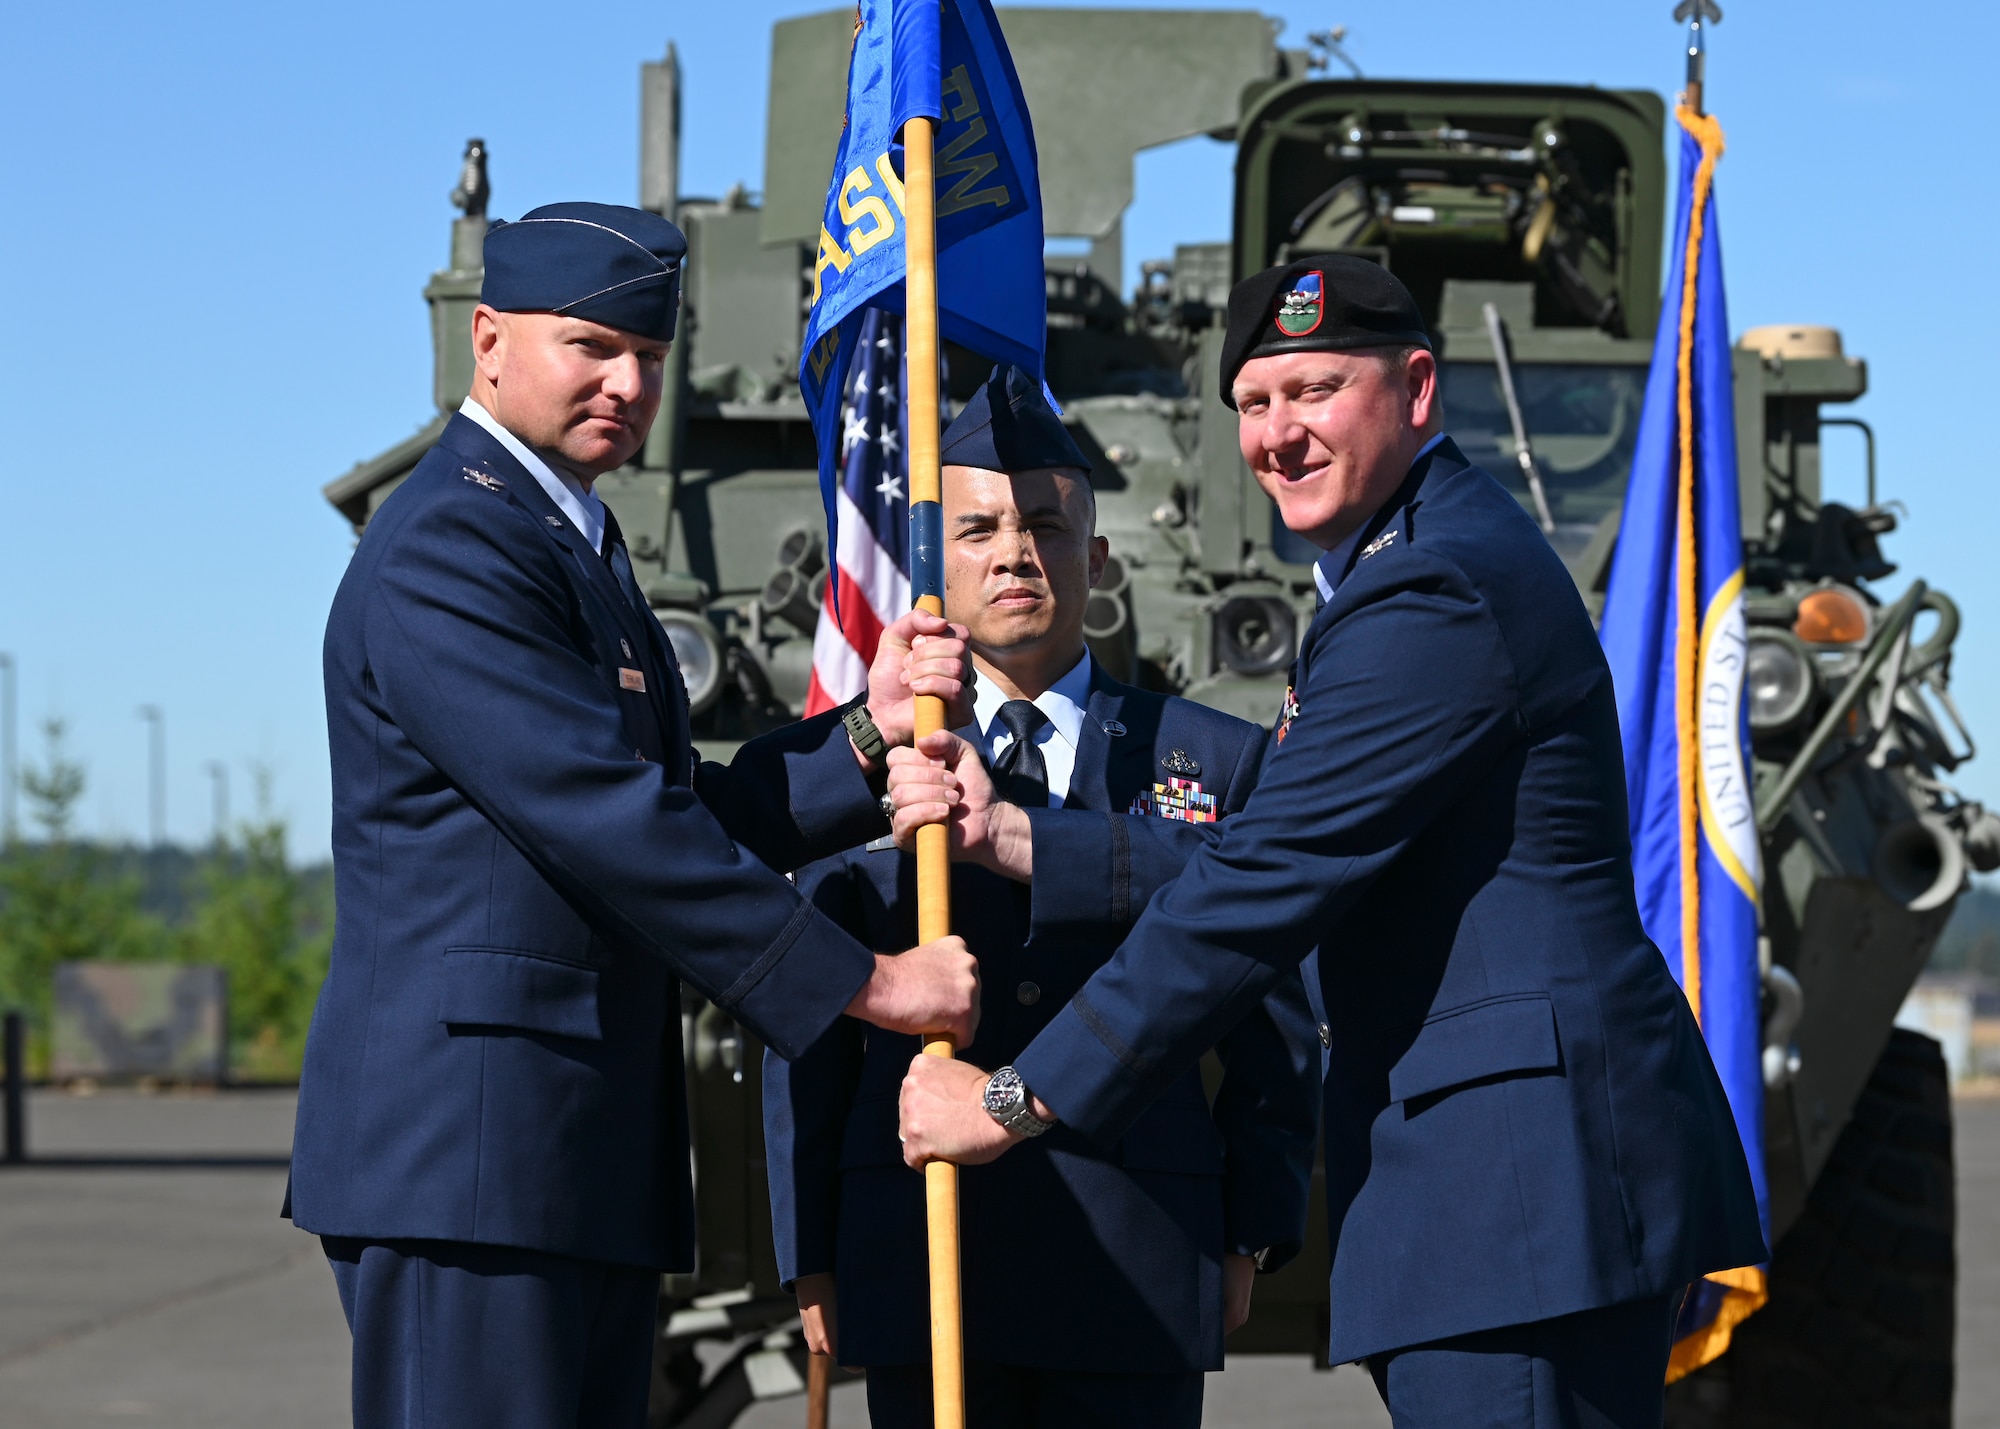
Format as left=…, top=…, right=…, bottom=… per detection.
left=957, top=651, right=1093, bottom=807
left=459, top=397, right=607, bottom=555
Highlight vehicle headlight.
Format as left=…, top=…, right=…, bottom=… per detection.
left=1214, top=595, right=1296, bottom=677
left=655, top=608, right=725, bottom=715
left=1746, top=629, right=1819, bottom=734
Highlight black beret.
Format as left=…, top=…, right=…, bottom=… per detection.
left=940, top=365, right=1091, bottom=475
left=481, top=202, right=686, bottom=342
left=1218, top=255, right=1430, bottom=409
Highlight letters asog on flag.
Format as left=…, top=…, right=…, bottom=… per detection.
left=806, top=310, right=913, bottom=714
left=797, top=0, right=1048, bottom=624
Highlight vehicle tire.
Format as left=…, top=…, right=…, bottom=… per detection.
left=1664, top=1028, right=1955, bottom=1429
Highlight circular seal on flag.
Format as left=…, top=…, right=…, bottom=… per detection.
left=1275, top=271, right=1325, bottom=337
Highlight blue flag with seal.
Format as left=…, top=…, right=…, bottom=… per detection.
left=1600, top=107, right=1770, bottom=1379
left=798, top=0, right=1047, bottom=592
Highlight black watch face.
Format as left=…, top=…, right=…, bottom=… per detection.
left=983, top=1071, right=1019, bottom=1115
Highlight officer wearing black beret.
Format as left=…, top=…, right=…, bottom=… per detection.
left=772, top=365, right=1317, bottom=1429
left=290, top=202, right=985, bottom=1429
left=897, top=258, right=1767, bottom=1428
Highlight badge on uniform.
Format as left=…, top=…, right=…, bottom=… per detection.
left=1275, top=271, right=1324, bottom=337
left=619, top=668, right=647, bottom=692
left=1275, top=684, right=1301, bottom=746
left=461, top=466, right=505, bottom=491
left=1362, top=528, right=1397, bottom=559
left=1129, top=777, right=1218, bottom=824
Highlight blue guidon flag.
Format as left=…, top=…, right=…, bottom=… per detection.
left=1599, top=104, right=1771, bottom=1380
left=797, top=0, right=1048, bottom=608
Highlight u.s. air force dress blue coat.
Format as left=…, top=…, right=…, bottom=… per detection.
left=763, top=668, right=1320, bottom=1374
left=289, top=412, right=887, bottom=1273
left=1013, top=439, right=1769, bottom=1367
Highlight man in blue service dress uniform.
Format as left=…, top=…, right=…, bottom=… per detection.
left=764, top=366, right=1319, bottom=1429
left=289, top=203, right=983, bottom=1429
left=896, top=258, right=1769, bottom=1428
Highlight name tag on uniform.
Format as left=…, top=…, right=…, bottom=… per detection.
left=619, top=668, right=647, bottom=693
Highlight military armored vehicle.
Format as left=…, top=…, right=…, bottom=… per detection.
left=326, top=11, right=1991, bottom=1426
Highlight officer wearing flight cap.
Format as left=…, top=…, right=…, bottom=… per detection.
left=896, top=257, right=1767, bottom=1427
left=766, top=365, right=1317, bottom=1429
left=290, top=202, right=982, bottom=1429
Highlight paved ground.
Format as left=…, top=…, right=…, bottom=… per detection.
left=1, top=1087, right=1994, bottom=1427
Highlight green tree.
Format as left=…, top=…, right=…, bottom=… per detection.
left=176, top=767, right=331, bottom=1078
left=0, top=720, right=166, bottom=1066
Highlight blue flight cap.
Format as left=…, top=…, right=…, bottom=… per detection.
left=939, top=365, right=1090, bottom=475
left=480, top=202, right=687, bottom=342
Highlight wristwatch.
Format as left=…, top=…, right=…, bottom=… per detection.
left=982, top=1065, right=1054, bottom=1138
left=841, top=698, right=889, bottom=762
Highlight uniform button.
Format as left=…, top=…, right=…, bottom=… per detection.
left=1016, top=982, right=1042, bottom=1006
left=1317, top=1023, right=1332, bottom=1048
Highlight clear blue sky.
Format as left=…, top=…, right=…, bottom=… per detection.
left=1, top=0, right=1991, bottom=859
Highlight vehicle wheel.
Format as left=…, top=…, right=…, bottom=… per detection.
left=1665, top=1028, right=1955, bottom=1428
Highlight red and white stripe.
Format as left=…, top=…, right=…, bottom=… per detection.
left=804, top=487, right=910, bottom=715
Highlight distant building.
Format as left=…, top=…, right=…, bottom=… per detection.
left=1896, top=972, right=1999, bottom=1084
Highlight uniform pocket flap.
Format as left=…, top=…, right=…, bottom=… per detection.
left=436, top=947, right=603, bottom=1041
left=1388, top=993, right=1558, bottom=1103
left=1117, top=1101, right=1226, bottom=1176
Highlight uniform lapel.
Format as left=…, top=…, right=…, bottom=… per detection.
left=443, top=420, right=657, bottom=650
left=1303, top=436, right=1472, bottom=680
left=1076, top=669, right=1157, bottom=815
left=437, top=416, right=687, bottom=767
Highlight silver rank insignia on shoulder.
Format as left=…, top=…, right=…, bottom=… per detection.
left=1162, top=748, right=1201, bottom=777
left=461, top=466, right=505, bottom=491
left=619, top=668, right=647, bottom=692
left=1130, top=777, right=1218, bottom=824
left=1361, top=528, right=1397, bottom=559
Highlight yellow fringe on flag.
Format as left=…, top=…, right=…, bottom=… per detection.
left=1666, top=1265, right=1769, bottom=1383
left=1673, top=104, right=1725, bottom=1026
left=1664, top=104, right=1764, bottom=1386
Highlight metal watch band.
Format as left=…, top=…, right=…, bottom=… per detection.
left=997, top=1099, right=1053, bottom=1137
left=985, top=1066, right=1053, bottom=1137
left=841, top=698, right=889, bottom=761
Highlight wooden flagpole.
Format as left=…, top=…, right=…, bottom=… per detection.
left=900, top=112, right=967, bottom=1429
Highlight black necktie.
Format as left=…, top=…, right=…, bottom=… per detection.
left=990, top=700, right=1051, bottom=808
left=599, top=506, right=647, bottom=615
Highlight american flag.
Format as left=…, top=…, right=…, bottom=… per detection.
left=804, top=309, right=913, bottom=715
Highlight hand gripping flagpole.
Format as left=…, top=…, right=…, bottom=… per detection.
left=901, top=112, right=969, bottom=1429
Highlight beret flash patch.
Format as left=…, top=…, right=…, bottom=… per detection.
left=1275, top=271, right=1324, bottom=337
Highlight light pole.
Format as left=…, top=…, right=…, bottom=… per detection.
left=0, top=653, right=15, bottom=842
left=205, top=761, right=229, bottom=847
left=136, top=705, right=165, bottom=849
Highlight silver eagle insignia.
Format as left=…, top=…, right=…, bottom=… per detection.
left=461, top=466, right=505, bottom=492
left=1361, top=528, right=1397, bottom=559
